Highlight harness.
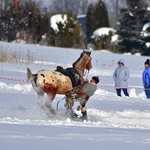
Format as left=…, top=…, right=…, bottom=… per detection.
left=56, top=66, right=81, bottom=87
left=68, top=81, right=90, bottom=102
left=56, top=65, right=90, bottom=101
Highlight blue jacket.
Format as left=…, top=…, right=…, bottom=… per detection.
left=142, top=67, right=150, bottom=88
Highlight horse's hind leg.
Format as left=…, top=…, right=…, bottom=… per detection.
left=35, top=92, right=49, bottom=117
left=65, top=95, right=74, bottom=116
left=37, top=93, right=45, bottom=109
left=45, top=94, right=57, bottom=116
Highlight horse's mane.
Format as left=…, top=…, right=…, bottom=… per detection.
left=73, top=51, right=91, bottom=68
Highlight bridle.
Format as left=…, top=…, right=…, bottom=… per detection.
left=65, top=52, right=92, bottom=109
left=74, top=57, right=92, bottom=77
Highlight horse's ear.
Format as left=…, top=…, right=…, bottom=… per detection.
left=87, top=51, right=91, bottom=56
left=81, top=50, right=86, bottom=56
left=82, top=50, right=91, bottom=56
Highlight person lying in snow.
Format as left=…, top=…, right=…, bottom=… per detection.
left=65, top=76, right=99, bottom=121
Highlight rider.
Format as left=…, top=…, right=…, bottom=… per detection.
left=66, top=76, right=99, bottom=121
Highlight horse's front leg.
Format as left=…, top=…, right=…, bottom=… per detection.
left=45, top=94, right=57, bottom=116
left=65, top=95, right=74, bottom=116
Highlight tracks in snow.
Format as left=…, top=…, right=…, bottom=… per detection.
left=1, top=82, right=150, bottom=129
left=0, top=108, right=150, bottom=129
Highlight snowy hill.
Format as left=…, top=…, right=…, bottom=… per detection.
left=0, top=42, right=150, bottom=150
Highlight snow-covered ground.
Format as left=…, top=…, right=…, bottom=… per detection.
left=0, top=42, right=150, bottom=150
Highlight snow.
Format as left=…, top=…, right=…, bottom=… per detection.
left=50, top=14, right=67, bottom=32
left=77, top=14, right=86, bottom=18
left=111, top=34, right=119, bottom=43
left=142, top=23, right=150, bottom=32
left=147, top=7, right=150, bottom=11
left=92, top=27, right=116, bottom=38
left=146, top=42, right=150, bottom=48
left=141, top=23, right=150, bottom=37
left=129, top=11, right=134, bottom=17
left=1, top=42, right=150, bottom=150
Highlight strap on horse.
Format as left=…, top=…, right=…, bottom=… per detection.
left=56, top=66, right=81, bottom=87
left=65, top=81, right=89, bottom=100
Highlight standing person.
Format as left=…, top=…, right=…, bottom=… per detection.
left=113, top=59, right=129, bottom=97
left=66, top=76, right=99, bottom=121
left=142, top=59, right=150, bottom=98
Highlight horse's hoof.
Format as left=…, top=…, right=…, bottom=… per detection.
left=51, top=109, right=57, bottom=116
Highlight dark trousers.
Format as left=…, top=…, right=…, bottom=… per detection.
left=116, top=88, right=129, bottom=97
left=145, top=89, right=150, bottom=98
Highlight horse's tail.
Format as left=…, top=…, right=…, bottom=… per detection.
left=27, top=68, right=44, bottom=96
left=27, top=68, right=39, bottom=85
left=27, top=68, right=33, bottom=82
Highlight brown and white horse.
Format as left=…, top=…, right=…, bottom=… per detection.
left=27, top=51, right=92, bottom=115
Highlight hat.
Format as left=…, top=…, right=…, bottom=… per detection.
left=145, top=59, right=150, bottom=65
left=118, top=59, right=125, bottom=65
left=92, top=76, right=99, bottom=84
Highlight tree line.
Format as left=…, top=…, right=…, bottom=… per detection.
left=0, top=0, right=150, bottom=55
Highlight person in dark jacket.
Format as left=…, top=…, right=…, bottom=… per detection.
left=142, top=59, right=150, bottom=98
left=66, top=76, right=99, bottom=121
left=113, top=59, right=129, bottom=97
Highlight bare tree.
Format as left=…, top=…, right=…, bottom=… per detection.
left=106, top=0, right=127, bottom=27
left=79, top=0, right=89, bottom=14
left=0, top=0, right=10, bottom=11
left=52, top=0, right=89, bottom=15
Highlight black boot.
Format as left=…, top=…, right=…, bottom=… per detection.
left=81, top=111, right=88, bottom=121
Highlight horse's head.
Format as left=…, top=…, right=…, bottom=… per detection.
left=73, top=51, right=92, bottom=76
left=81, top=51, right=92, bottom=71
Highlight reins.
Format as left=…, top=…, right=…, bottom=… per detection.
left=84, top=69, right=89, bottom=78
left=75, top=67, right=90, bottom=77
left=56, top=96, right=66, bottom=110
left=63, top=51, right=92, bottom=110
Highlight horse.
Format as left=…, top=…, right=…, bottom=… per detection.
left=27, top=51, right=92, bottom=115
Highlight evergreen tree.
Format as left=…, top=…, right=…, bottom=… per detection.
left=93, top=1, right=110, bottom=30
left=126, top=0, right=142, bottom=10
left=48, top=13, right=85, bottom=48
left=86, top=0, right=110, bottom=43
left=116, top=0, right=150, bottom=54
left=0, top=1, right=50, bottom=43
left=86, top=4, right=95, bottom=42
left=141, top=23, right=150, bottom=55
